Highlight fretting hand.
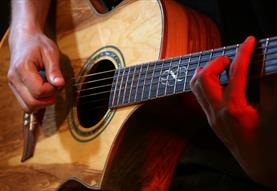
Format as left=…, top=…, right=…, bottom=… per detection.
left=190, top=36, right=277, bottom=188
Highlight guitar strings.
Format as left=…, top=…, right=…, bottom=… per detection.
left=75, top=54, right=277, bottom=96
left=72, top=47, right=277, bottom=88
left=70, top=54, right=277, bottom=109
left=73, top=52, right=277, bottom=97
left=39, top=38, right=277, bottom=122
left=40, top=38, right=276, bottom=119
left=70, top=37, right=277, bottom=81
left=72, top=44, right=277, bottom=87
left=41, top=55, right=277, bottom=121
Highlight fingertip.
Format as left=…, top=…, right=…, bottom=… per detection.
left=246, top=35, right=256, bottom=43
left=237, top=36, right=256, bottom=58
left=51, top=76, right=65, bottom=88
left=244, top=36, right=256, bottom=50
left=213, top=56, right=231, bottom=69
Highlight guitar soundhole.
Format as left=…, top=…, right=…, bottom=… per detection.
left=77, top=60, right=115, bottom=128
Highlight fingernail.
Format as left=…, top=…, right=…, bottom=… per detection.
left=52, top=76, right=59, bottom=82
left=52, top=76, right=64, bottom=85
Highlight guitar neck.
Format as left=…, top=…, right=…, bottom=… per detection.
left=109, top=36, right=277, bottom=108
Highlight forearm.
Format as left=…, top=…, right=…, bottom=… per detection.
left=10, top=0, right=51, bottom=43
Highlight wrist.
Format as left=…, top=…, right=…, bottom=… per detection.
left=9, top=0, right=51, bottom=45
left=9, top=25, right=43, bottom=47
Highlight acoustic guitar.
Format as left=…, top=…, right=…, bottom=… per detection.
left=0, top=0, right=276, bottom=190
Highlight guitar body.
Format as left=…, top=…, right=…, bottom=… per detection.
left=0, top=0, right=220, bottom=190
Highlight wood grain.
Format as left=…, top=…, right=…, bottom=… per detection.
left=0, top=0, right=163, bottom=190
left=0, top=0, right=220, bottom=190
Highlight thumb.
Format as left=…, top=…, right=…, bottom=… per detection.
left=42, top=46, right=65, bottom=88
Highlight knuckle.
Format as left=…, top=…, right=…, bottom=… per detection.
left=197, top=71, right=208, bottom=83
left=14, top=61, right=24, bottom=73
left=222, top=104, right=242, bottom=118
left=190, top=72, right=207, bottom=91
left=7, top=70, right=16, bottom=82
left=44, top=43, right=58, bottom=56
left=45, top=46, right=55, bottom=54
left=32, top=88, right=44, bottom=99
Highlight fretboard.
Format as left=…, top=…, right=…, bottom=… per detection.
left=109, top=36, right=277, bottom=108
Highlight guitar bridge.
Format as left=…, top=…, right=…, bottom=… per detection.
left=21, top=109, right=45, bottom=162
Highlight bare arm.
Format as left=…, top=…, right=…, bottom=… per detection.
left=10, top=0, right=51, bottom=36
left=8, top=0, right=64, bottom=113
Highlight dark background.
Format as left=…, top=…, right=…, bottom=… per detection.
left=0, top=0, right=10, bottom=39
left=178, top=0, right=277, bottom=45
left=1, top=0, right=276, bottom=43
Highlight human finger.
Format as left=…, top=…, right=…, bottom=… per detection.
left=41, top=43, right=65, bottom=88
left=8, top=74, right=56, bottom=113
left=228, top=36, right=256, bottom=100
left=190, top=67, right=211, bottom=116
left=16, top=60, right=57, bottom=99
left=195, top=56, right=230, bottom=110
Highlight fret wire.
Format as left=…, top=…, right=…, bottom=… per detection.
left=100, top=57, right=277, bottom=108
left=108, top=38, right=277, bottom=107
left=75, top=39, right=276, bottom=84
left=173, top=56, right=182, bottom=94
left=235, top=44, right=239, bottom=54
left=115, top=50, right=269, bottom=99
left=134, top=65, right=143, bottom=101
left=219, top=47, right=226, bottom=81
left=112, top=50, right=274, bottom=103
left=197, top=51, right=202, bottom=68
left=122, top=67, right=131, bottom=104
left=186, top=51, right=202, bottom=90
left=98, top=48, right=277, bottom=109
left=109, top=72, right=116, bottom=107
left=183, top=54, right=192, bottom=91
left=128, top=65, right=137, bottom=103
left=80, top=46, right=275, bottom=90
left=126, top=67, right=135, bottom=103
left=116, top=68, right=126, bottom=106
left=148, top=60, right=157, bottom=99
left=262, top=38, right=270, bottom=76
left=222, top=47, right=226, bottom=56
left=111, top=69, right=120, bottom=107
left=156, top=60, right=165, bottom=98
left=209, top=49, right=214, bottom=63
left=141, top=63, right=150, bottom=100
left=164, top=59, right=173, bottom=96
